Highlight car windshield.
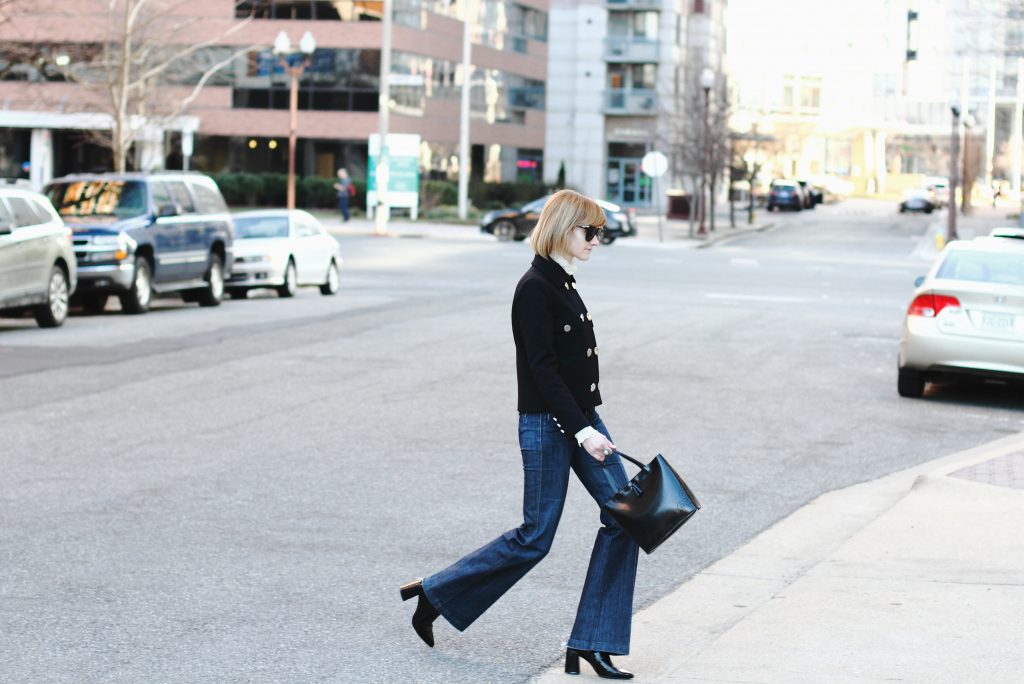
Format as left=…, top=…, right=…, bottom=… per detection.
left=233, top=216, right=290, bottom=239
left=936, top=249, right=1024, bottom=286
left=47, top=180, right=147, bottom=219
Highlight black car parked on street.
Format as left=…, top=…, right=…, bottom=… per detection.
left=480, top=196, right=636, bottom=244
left=767, top=180, right=804, bottom=211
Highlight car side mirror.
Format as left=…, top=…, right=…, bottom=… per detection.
left=157, top=204, right=177, bottom=218
left=914, top=276, right=925, bottom=287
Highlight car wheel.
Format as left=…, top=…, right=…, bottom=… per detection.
left=493, top=220, right=516, bottom=242
left=32, top=265, right=70, bottom=328
left=897, top=367, right=925, bottom=398
left=120, top=256, right=152, bottom=314
left=82, top=293, right=109, bottom=314
left=600, top=234, right=617, bottom=245
left=277, top=259, right=297, bottom=298
left=197, top=253, right=225, bottom=307
left=320, top=260, right=339, bottom=296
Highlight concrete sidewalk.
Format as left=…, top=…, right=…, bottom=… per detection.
left=534, top=432, right=1024, bottom=683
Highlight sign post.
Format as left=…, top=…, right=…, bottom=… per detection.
left=641, top=151, right=669, bottom=242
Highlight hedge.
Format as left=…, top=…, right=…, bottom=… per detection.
left=208, top=172, right=552, bottom=212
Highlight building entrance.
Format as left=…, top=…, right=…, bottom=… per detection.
left=606, top=142, right=650, bottom=206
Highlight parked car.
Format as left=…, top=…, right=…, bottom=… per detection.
left=227, top=210, right=341, bottom=298
left=44, top=172, right=233, bottom=314
left=767, top=180, right=804, bottom=211
left=899, top=188, right=935, bottom=214
left=925, top=177, right=950, bottom=208
left=897, top=236, right=1024, bottom=398
left=480, top=196, right=636, bottom=244
left=795, top=180, right=822, bottom=208
left=0, top=186, right=77, bottom=327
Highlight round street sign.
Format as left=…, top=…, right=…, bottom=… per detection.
left=641, top=151, right=668, bottom=177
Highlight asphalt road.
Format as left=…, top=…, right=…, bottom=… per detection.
left=1, top=200, right=1021, bottom=683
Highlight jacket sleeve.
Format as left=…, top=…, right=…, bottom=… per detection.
left=514, top=279, right=591, bottom=437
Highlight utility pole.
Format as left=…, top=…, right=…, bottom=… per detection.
left=374, top=0, right=393, bottom=236
left=457, top=0, right=475, bottom=220
left=948, top=103, right=960, bottom=243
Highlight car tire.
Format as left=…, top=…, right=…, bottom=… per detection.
left=600, top=234, right=617, bottom=245
left=493, top=220, right=516, bottom=242
left=897, top=367, right=925, bottom=398
left=196, top=253, right=225, bottom=307
left=82, top=293, right=108, bottom=314
left=32, top=265, right=70, bottom=328
left=277, top=259, right=297, bottom=298
left=320, top=260, right=339, bottom=296
left=120, top=256, right=152, bottom=314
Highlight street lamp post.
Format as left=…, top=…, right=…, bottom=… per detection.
left=698, top=67, right=715, bottom=236
left=948, top=102, right=961, bottom=243
left=274, top=30, right=316, bottom=210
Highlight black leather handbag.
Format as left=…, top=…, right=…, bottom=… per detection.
left=603, top=452, right=701, bottom=554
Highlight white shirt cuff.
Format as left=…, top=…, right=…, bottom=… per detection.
left=575, top=426, right=599, bottom=446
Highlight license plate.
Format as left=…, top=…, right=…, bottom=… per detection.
left=980, top=312, right=1014, bottom=330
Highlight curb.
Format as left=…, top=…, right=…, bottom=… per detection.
left=693, top=221, right=775, bottom=249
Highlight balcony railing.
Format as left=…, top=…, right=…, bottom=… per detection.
left=605, top=88, right=658, bottom=115
left=607, top=0, right=664, bottom=9
left=604, top=36, right=660, bottom=62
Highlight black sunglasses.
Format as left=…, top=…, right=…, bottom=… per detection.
left=576, top=225, right=605, bottom=242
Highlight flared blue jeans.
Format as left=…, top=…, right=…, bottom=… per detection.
left=421, top=410, right=639, bottom=654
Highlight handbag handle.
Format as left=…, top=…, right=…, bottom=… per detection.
left=613, top=451, right=649, bottom=472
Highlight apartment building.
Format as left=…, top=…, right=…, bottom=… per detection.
left=544, top=0, right=727, bottom=208
left=0, top=0, right=549, bottom=190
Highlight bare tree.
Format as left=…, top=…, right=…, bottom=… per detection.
left=659, top=65, right=731, bottom=237
left=3, top=0, right=254, bottom=172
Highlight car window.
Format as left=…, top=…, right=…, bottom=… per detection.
left=522, top=198, right=547, bottom=213
left=47, top=180, right=147, bottom=219
left=295, top=217, right=319, bottom=238
left=190, top=182, right=228, bottom=214
left=233, top=216, right=290, bottom=239
left=167, top=181, right=196, bottom=214
left=28, top=198, right=54, bottom=224
left=936, top=250, right=1024, bottom=286
left=0, top=199, right=14, bottom=232
left=151, top=181, right=173, bottom=213
left=7, top=196, right=41, bottom=227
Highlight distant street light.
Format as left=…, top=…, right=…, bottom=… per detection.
left=698, top=67, right=715, bottom=236
left=948, top=100, right=961, bottom=243
left=274, top=30, right=316, bottom=210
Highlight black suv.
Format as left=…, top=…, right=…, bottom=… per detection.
left=45, top=172, right=234, bottom=314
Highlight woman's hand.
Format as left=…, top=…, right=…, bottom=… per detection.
left=582, top=434, right=617, bottom=462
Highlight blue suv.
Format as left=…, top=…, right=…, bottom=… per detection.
left=44, top=172, right=234, bottom=314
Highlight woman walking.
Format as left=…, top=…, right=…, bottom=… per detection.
left=400, top=190, right=640, bottom=680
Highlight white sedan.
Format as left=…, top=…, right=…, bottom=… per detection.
left=227, top=210, right=341, bottom=298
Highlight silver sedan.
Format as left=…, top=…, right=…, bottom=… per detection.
left=227, top=210, right=341, bottom=299
left=898, top=235, right=1024, bottom=397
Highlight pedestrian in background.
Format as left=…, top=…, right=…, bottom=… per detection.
left=333, top=168, right=351, bottom=222
left=401, top=189, right=640, bottom=680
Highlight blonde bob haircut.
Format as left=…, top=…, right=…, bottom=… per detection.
left=529, top=189, right=606, bottom=258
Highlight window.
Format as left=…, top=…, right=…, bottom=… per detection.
left=167, top=182, right=196, bottom=214
left=692, top=0, right=704, bottom=14
left=46, top=181, right=147, bottom=219
left=28, top=199, right=54, bottom=225
left=7, top=197, right=38, bottom=227
left=232, top=48, right=381, bottom=112
left=0, top=200, right=13, bottom=232
left=237, top=0, right=381, bottom=20
left=151, top=181, right=173, bottom=212
left=191, top=183, right=228, bottom=214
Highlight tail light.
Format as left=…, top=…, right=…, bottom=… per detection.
left=907, top=293, right=960, bottom=317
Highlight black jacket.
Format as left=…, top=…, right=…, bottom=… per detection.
left=512, top=254, right=602, bottom=437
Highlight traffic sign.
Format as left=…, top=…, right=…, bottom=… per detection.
left=641, top=151, right=668, bottom=177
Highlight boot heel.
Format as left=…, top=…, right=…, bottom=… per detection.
left=399, top=579, right=423, bottom=601
left=565, top=649, right=580, bottom=675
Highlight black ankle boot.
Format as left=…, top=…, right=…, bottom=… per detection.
left=399, top=579, right=439, bottom=647
left=564, top=648, right=634, bottom=679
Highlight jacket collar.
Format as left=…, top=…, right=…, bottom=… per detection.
left=532, top=254, right=576, bottom=290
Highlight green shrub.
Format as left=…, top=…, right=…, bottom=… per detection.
left=422, top=204, right=481, bottom=222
